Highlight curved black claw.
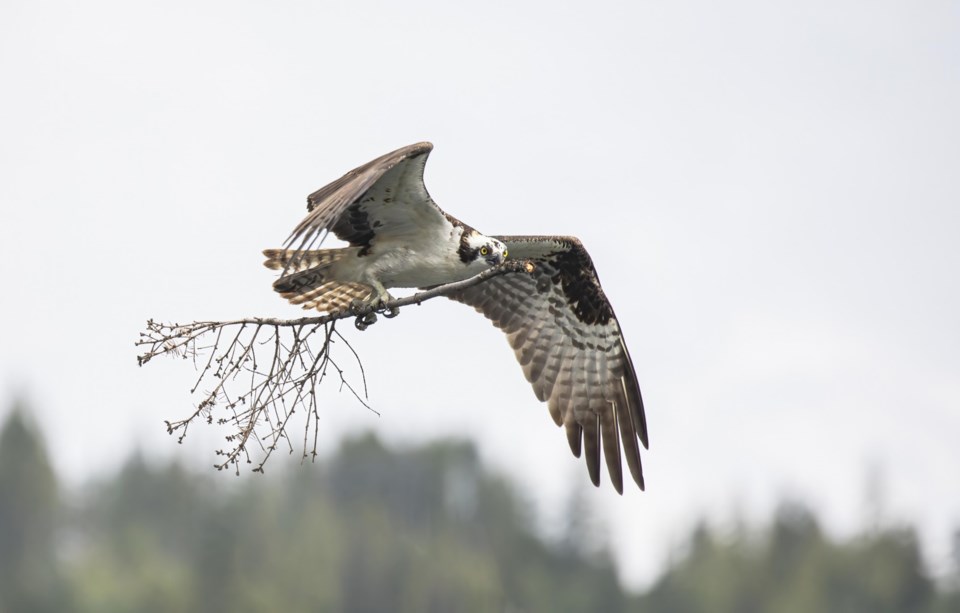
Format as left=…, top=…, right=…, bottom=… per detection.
left=381, top=305, right=400, bottom=319
left=354, top=312, right=378, bottom=331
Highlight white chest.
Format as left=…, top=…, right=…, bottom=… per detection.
left=371, top=242, right=483, bottom=288
left=332, top=223, right=489, bottom=289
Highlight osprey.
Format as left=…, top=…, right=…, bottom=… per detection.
left=264, top=143, right=648, bottom=493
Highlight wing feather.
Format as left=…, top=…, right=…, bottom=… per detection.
left=280, top=142, right=455, bottom=271
left=534, top=340, right=565, bottom=402
left=449, top=235, right=647, bottom=491
left=600, top=403, right=624, bottom=494
left=617, top=382, right=645, bottom=490
left=581, top=412, right=602, bottom=487
left=566, top=421, right=583, bottom=458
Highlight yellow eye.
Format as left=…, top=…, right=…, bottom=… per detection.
left=480, top=246, right=489, bottom=256
left=503, top=249, right=508, bottom=258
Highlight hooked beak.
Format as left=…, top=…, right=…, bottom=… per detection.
left=486, top=252, right=504, bottom=266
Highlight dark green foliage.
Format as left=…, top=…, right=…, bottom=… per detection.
left=0, top=403, right=69, bottom=613
left=62, top=432, right=625, bottom=613
left=0, top=406, right=957, bottom=613
left=640, top=501, right=944, bottom=613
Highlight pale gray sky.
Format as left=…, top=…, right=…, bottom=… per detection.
left=1, top=0, right=958, bottom=588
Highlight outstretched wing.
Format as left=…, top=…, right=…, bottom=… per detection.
left=448, top=236, right=648, bottom=494
left=283, top=142, right=455, bottom=268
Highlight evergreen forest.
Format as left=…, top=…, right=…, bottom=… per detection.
left=1, top=404, right=957, bottom=613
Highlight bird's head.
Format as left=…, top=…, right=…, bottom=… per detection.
left=460, top=231, right=509, bottom=268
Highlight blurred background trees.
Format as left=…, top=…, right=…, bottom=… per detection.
left=0, top=403, right=957, bottom=613
left=0, top=404, right=69, bottom=612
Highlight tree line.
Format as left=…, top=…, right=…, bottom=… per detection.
left=1, top=403, right=957, bottom=612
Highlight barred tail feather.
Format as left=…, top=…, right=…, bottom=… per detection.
left=289, top=282, right=380, bottom=313
left=262, top=248, right=342, bottom=273
left=264, top=248, right=378, bottom=313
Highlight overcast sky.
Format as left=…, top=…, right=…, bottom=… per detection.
left=2, top=0, right=958, bottom=588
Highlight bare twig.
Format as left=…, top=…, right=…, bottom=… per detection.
left=136, top=260, right=534, bottom=474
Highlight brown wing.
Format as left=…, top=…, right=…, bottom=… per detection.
left=448, top=236, right=648, bottom=493
left=282, top=142, right=454, bottom=269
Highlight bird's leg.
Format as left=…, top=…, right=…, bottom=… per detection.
left=353, top=280, right=401, bottom=329
left=371, top=282, right=399, bottom=318
left=351, top=299, right=378, bottom=330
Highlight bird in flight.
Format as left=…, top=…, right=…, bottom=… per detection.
left=264, top=142, right=648, bottom=493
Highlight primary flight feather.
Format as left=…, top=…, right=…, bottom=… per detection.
left=264, top=142, right=648, bottom=493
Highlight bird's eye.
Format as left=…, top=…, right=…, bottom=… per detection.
left=480, top=246, right=489, bottom=256
left=503, top=249, right=508, bottom=258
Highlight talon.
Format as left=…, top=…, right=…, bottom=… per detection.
left=382, top=305, right=400, bottom=318
left=355, top=312, right=377, bottom=330
left=349, top=300, right=366, bottom=316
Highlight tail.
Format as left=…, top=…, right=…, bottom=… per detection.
left=263, top=248, right=342, bottom=273
left=263, top=248, right=379, bottom=313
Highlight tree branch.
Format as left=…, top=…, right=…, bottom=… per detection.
left=135, top=259, right=534, bottom=474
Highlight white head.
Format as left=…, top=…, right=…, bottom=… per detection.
left=458, top=230, right=509, bottom=270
